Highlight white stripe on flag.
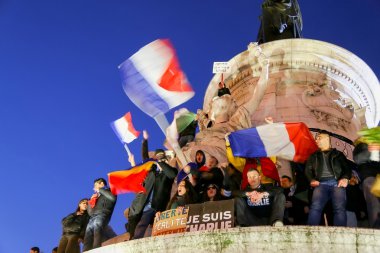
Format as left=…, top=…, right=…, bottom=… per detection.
left=113, top=118, right=138, bottom=143
left=256, top=123, right=296, bottom=160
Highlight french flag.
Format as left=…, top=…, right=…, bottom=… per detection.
left=228, top=122, right=318, bottom=163
left=110, top=112, right=140, bottom=144
left=119, top=39, right=194, bottom=118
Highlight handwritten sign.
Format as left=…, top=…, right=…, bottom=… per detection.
left=152, top=206, right=189, bottom=236
left=213, top=62, right=231, bottom=73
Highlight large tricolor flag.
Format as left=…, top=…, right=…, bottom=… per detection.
left=228, top=122, right=318, bottom=163
left=110, top=112, right=140, bottom=144
left=119, top=39, right=194, bottom=118
left=108, top=160, right=155, bottom=195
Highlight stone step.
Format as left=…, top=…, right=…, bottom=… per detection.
left=89, top=226, right=380, bottom=253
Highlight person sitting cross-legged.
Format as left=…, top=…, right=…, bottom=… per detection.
left=235, top=168, right=285, bottom=227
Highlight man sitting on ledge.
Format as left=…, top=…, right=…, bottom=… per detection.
left=235, top=168, right=285, bottom=226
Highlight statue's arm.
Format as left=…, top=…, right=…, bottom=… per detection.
left=242, top=55, right=270, bottom=116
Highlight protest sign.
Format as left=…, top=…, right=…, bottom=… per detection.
left=213, top=62, right=231, bottom=73
left=186, top=199, right=234, bottom=232
left=152, top=206, right=189, bottom=236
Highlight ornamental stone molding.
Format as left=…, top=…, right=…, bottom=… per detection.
left=203, top=39, right=380, bottom=142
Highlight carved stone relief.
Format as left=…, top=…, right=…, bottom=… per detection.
left=301, top=82, right=354, bottom=131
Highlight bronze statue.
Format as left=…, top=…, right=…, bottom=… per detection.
left=257, top=0, right=303, bottom=44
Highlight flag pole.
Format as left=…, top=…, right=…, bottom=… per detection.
left=123, top=143, right=131, bottom=156
left=154, top=113, right=188, bottom=167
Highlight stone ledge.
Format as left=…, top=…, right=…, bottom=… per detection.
left=88, top=226, right=380, bottom=253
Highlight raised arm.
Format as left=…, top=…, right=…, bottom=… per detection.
left=243, top=43, right=270, bottom=116
left=141, top=130, right=149, bottom=161
left=157, top=161, right=178, bottom=180
left=99, top=188, right=117, bottom=203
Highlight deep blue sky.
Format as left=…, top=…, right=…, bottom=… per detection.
left=0, top=1, right=379, bottom=252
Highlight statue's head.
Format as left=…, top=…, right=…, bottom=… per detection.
left=209, top=94, right=237, bottom=121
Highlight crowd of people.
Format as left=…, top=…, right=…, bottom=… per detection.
left=35, top=119, right=380, bottom=253
left=124, top=128, right=380, bottom=243
left=121, top=127, right=380, bottom=240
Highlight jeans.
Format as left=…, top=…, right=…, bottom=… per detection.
left=83, top=215, right=109, bottom=251
left=362, top=177, right=380, bottom=228
left=346, top=211, right=357, bottom=227
left=133, top=208, right=156, bottom=239
left=308, top=180, right=347, bottom=226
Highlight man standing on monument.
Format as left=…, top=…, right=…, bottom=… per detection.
left=83, top=178, right=117, bottom=251
left=305, top=130, right=351, bottom=226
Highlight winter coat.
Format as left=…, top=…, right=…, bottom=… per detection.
left=305, top=149, right=351, bottom=182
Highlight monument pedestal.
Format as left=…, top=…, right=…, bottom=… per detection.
left=90, top=226, right=380, bottom=253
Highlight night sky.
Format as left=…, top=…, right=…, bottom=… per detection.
left=0, top=1, right=379, bottom=252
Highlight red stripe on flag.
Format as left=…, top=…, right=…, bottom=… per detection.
left=158, top=39, right=192, bottom=92
left=284, top=123, right=318, bottom=163
left=124, top=112, right=140, bottom=138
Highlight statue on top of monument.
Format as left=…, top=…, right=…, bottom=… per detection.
left=257, top=0, right=303, bottom=44
left=181, top=45, right=270, bottom=165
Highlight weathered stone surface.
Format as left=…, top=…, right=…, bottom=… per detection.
left=89, top=226, right=380, bottom=253
left=204, top=39, right=380, bottom=140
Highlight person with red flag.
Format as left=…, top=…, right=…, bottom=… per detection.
left=83, top=178, right=117, bottom=251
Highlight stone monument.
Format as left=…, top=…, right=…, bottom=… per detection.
left=202, top=39, right=380, bottom=161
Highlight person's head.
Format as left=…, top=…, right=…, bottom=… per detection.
left=76, top=198, right=88, bottom=212
left=209, top=94, right=237, bottom=121
left=93, top=178, right=107, bottom=191
left=155, top=149, right=167, bottom=161
left=177, top=180, right=188, bottom=196
left=207, top=184, right=218, bottom=199
left=316, top=130, right=331, bottom=151
left=207, top=156, right=218, bottom=168
left=195, top=150, right=206, bottom=165
left=247, top=168, right=261, bottom=189
left=167, top=179, right=196, bottom=209
left=52, top=247, right=58, bottom=253
left=30, top=247, right=40, bottom=253
left=280, top=175, right=293, bottom=189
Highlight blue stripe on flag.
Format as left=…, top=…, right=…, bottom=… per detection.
left=110, top=121, right=124, bottom=144
left=119, top=59, right=169, bottom=117
left=229, top=127, right=268, bottom=158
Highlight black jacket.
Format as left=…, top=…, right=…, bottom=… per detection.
left=236, top=184, right=283, bottom=218
left=87, top=188, right=117, bottom=217
left=305, top=149, right=351, bottom=182
left=61, top=212, right=89, bottom=237
left=129, top=139, right=177, bottom=216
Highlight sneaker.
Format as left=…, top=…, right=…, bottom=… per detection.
left=272, top=220, right=284, bottom=227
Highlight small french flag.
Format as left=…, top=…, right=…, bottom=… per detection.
left=228, top=122, right=318, bottom=163
left=110, top=112, right=140, bottom=144
left=119, top=39, right=194, bottom=118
